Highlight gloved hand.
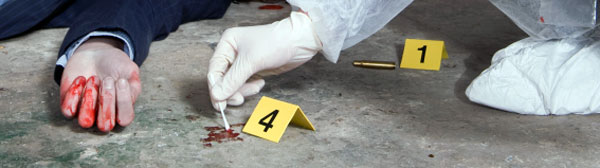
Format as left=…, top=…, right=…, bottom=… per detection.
left=207, top=11, right=322, bottom=111
left=60, top=37, right=141, bottom=132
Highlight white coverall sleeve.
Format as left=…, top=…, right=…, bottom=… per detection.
left=287, top=0, right=413, bottom=63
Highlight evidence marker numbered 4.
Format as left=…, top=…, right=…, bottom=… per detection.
left=242, top=96, right=315, bottom=143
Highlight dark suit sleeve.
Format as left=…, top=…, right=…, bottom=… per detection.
left=54, top=0, right=231, bottom=84
left=0, top=0, right=72, bottom=40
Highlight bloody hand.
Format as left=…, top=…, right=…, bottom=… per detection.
left=59, top=37, right=141, bottom=132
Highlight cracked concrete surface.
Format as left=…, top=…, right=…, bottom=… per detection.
left=2, top=1, right=600, bottom=167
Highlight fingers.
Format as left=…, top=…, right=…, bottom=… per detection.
left=211, top=77, right=266, bottom=110
left=61, top=76, right=86, bottom=118
left=226, top=79, right=266, bottom=106
left=227, top=92, right=244, bottom=106
left=208, top=73, right=227, bottom=111
left=128, top=71, right=142, bottom=103
left=71, top=74, right=139, bottom=130
left=97, top=77, right=116, bottom=132
left=77, top=76, right=99, bottom=128
left=208, top=28, right=240, bottom=80
left=212, top=101, right=227, bottom=112
left=238, top=78, right=265, bottom=97
left=207, top=28, right=239, bottom=91
left=208, top=28, right=240, bottom=112
left=211, top=56, right=257, bottom=101
left=116, top=78, right=135, bottom=126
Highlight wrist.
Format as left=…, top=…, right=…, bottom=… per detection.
left=71, top=37, right=128, bottom=62
left=76, top=37, right=124, bottom=51
left=291, top=11, right=322, bottom=50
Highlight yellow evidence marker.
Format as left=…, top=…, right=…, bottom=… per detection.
left=243, top=96, right=315, bottom=143
left=400, top=39, right=448, bottom=71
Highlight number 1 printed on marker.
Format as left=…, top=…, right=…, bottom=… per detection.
left=418, top=45, right=427, bottom=63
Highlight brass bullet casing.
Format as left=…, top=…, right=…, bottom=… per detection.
left=352, top=60, right=396, bottom=70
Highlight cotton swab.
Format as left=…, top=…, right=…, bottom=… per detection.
left=219, top=103, right=231, bottom=130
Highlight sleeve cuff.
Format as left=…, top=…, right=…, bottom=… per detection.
left=56, top=30, right=134, bottom=67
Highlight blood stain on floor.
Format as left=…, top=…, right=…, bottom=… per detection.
left=258, top=5, right=284, bottom=10
left=202, top=123, right=246, bottom=147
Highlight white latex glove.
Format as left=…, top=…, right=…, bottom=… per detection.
left=207, top=11, right=322, bottom=111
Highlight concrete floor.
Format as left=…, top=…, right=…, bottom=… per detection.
left=2, top=0, right=600, bottom=167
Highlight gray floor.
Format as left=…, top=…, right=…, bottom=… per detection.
left=2, top=1, right=599, bottom=167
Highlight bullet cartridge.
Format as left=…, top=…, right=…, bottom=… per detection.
left=352, top=60, right=396, bottom=70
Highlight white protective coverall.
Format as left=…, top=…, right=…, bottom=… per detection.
left=466, top=0, right=600, bottom=115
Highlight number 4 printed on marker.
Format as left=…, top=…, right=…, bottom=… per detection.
left=259, top=110, right=278, bottom=132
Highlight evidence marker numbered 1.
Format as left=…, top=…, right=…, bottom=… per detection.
left=242, top=96, right=315, bottom=143
left=400, top=39, right=449, bottom=71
